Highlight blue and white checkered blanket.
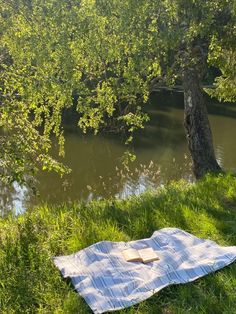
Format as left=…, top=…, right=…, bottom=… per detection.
left=53, top=228, right=236, bottom=313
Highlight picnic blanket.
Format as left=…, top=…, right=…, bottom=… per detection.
left=53, top=228, right=236, bottom=313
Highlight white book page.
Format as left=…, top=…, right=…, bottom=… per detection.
left=122, top=248, right=142, bottom=262
left=138, top=247, right=159, bottom=263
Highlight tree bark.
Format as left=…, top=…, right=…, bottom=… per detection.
left=183, top=67, right=222, bottom=179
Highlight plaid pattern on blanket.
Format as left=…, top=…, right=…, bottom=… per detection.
left=53, top=228, right=236, bottom=313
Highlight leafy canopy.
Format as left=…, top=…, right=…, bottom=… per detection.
left=0, top=0, right=235, bottom=184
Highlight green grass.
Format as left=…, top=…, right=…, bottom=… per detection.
left=0, top=173, right=236, bottom=314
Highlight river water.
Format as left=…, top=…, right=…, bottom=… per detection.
left=2, top=92, right=236, bottom=214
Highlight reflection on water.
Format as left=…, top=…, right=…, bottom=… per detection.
left=1, top=92, right=236, bottom=215
left=0, top=182, right=29, bottom=216
left=215, top=145, right=224, bottom=168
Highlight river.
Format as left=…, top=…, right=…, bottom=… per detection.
left=2, top=92, right=236, bottom=214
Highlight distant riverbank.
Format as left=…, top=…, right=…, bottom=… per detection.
left=0, top=173, right=236, bottom=313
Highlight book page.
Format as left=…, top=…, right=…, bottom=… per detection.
left=122, top=248, right=142, bottom=262
left=138, top=247, right=159, bottom=263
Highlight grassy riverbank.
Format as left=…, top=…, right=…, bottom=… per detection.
left=0, top=174, right=236, bottom=313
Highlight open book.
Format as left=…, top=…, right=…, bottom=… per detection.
left=122, top=247, right=159, bottom=263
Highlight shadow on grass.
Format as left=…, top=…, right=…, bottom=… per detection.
left=99, top=175, right=236, bottom=243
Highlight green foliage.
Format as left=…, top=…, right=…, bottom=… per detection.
left=0, top=0, right=73, bottom=184
left=0, top=0, right=235, bottom=183
left=207, top=22, right=236, bottom=102
left=0, top=174, right=236, bottom=313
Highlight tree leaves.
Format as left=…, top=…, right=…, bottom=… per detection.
left=0, top=0, right=235, bottom=185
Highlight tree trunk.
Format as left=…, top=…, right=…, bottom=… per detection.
left=183, top=67, right=222, bottom=179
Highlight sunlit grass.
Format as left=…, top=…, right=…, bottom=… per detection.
left=0, top=173, right=235, bottom=313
